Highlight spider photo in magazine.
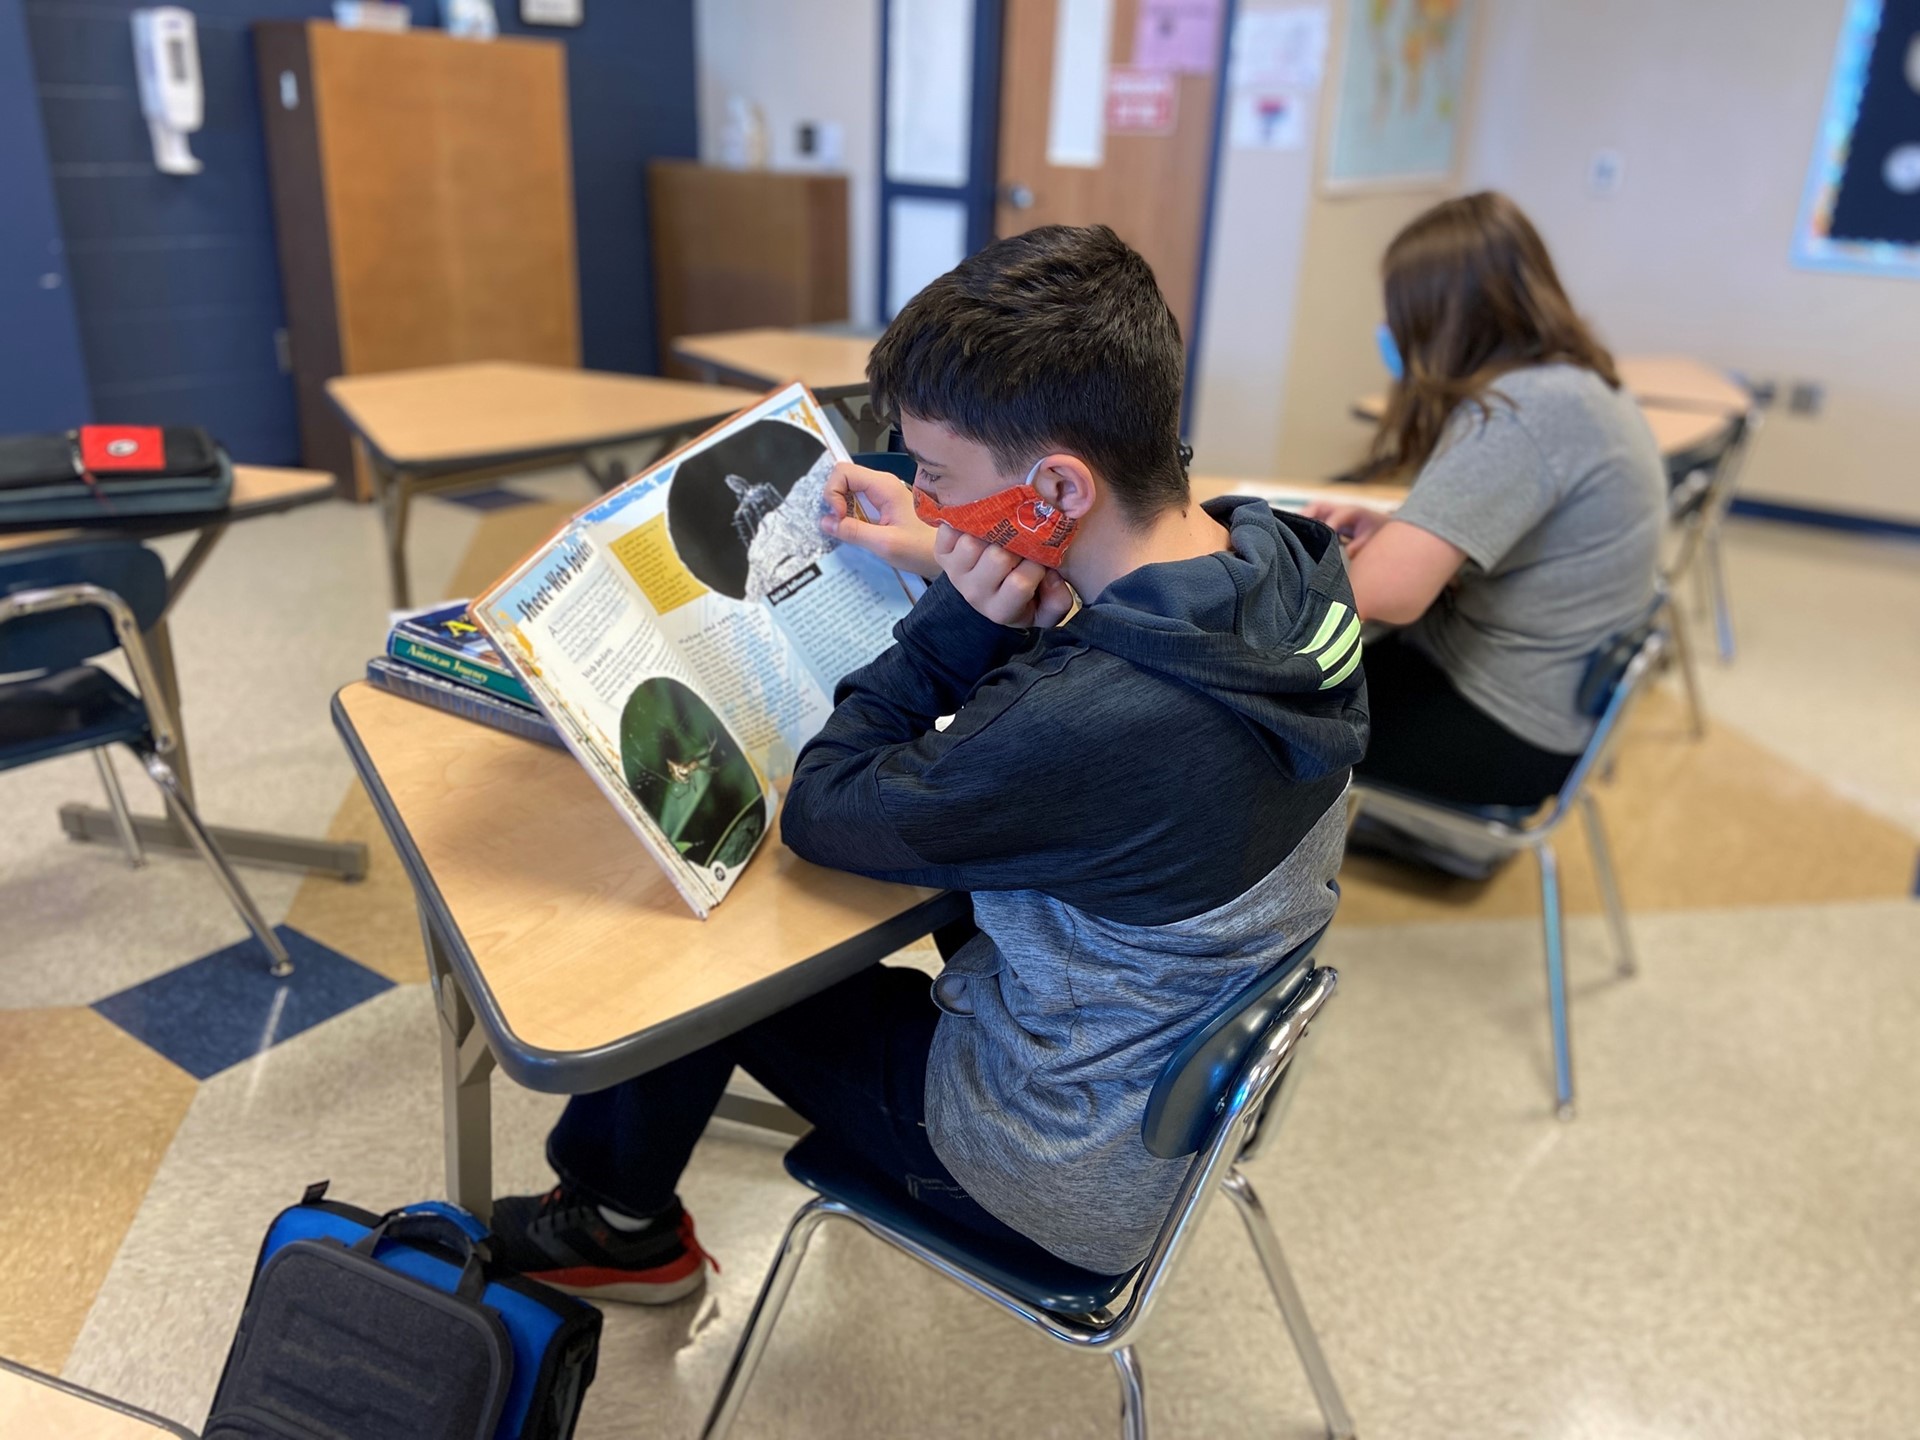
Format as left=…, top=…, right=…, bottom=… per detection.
left=666, top=418, right=839, bottom=602
left=617, top=676, right=766, bottom=871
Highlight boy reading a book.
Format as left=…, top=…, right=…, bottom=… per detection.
left=491, top=225, right=1368, bottom=1299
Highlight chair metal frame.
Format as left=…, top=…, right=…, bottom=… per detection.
left=1661, top=404, right=1764, bottom=735
left=1349, top=626, right=1668, bottom=1120
left=702, top=965, right=1355, bottom=1440
left=0, top=580, right=293, bottom=976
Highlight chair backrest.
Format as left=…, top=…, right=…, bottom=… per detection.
left=1105, top=954, right=1339, bottom=1343
left=1548, top=608, right=1666, bottom=814
left=1141, top=921, right=1330, bottom=1160
left=0, top=542, right=167, bottom=676
left=1663, top=412, right=1744, bottom=501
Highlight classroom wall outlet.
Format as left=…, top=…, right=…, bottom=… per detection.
left=1587, top=149, right=1625, bottom=197
left=795, top=120, right=844, bottom=168
left=1787, top=381, right=1824, bottom=416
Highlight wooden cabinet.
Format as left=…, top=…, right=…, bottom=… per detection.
left=255, top=22, right=580, bottom=494
left=648, top=162, right=849, bottom=379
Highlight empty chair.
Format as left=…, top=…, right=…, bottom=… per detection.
left=1662, top=404, right=1762, bottom=725
left=1348, top=616, right=1667, bottom=1118
left=702, top=930, right=1355, bottom=1440
left=0, top=541, right=292, bottom=975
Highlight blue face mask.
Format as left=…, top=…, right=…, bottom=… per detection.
left=1375, top=322, right=1404, bottom=381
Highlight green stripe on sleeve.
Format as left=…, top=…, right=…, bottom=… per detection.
left=1316, top=616, right=1362, bottom=671
left=1320, top=641, right=1364, bottom=690
left=1298, top=601, right=1348, bottom=656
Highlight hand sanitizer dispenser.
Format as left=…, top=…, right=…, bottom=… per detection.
left=131, top=8, right=204, bottom=175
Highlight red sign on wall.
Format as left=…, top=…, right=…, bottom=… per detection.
left=1106, top=68, right=1178, bottom=136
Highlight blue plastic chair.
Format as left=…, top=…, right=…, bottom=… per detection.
left=1348, top=615, right=1668, bottom=1119
left=702, top=930, right=1355, bottom=1440
left=0, top=541, right=292, bottom=974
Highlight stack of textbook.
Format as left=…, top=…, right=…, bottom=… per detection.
left=367, top=603, right=563, bottom=747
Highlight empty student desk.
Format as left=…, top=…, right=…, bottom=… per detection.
left=0, top=465, right=364, bottom=880
left=327, top=362, right=757, bottom=608
left=1614, top=355, right=1750, bottom=415
left=1347, top=388, right=1734, bottom=461
left=332, top=681, right=964, bottom=1222
left=0, top=1358, right=196, bottom=1438
left=672, top=327, right=885, bottom=447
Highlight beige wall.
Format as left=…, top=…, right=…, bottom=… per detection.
left=1192, top=0, right=1466, bottom=481
left=1465, top=0, right=1915, bottom=522
left=694, top=0, right=880, bottom=329
left=1187, top=3, right=1320, bottom=478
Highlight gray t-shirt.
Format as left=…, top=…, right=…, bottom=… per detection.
left=1392, top=363, right=1665, bottom=754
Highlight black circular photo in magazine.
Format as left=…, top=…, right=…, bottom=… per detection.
left=666, top=418, right=830, bottom=601
left=618, top=676, right=765, bottom=872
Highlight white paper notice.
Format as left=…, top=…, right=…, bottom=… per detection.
left=1047, top=0, right=1114, bottom=169
left=1230, top=5, right=1329, bottom=92
left=887, top=0, right=975, bottom=186
left=1229, top=90, right=1308, bottom=149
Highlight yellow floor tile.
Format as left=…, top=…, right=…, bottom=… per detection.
left=1339, top=688, right=1918, bottom=926
left=287, top=500, right=594, bottom=986
left=0, top=1010, right=197, bottom=1373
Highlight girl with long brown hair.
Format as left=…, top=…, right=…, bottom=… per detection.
left=1306, top=191, right=1665, bottom=814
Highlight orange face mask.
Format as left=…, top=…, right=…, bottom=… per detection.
left=912, top=459, right=1079, bottom=568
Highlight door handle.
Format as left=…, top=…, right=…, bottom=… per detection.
left=1000, top=182, right=1035, bottom=210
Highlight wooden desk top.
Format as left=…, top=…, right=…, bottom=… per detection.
left=0, top=465, right=337, bottom=553
left=1641, top=404, right=1734, bottom=458
left=1192, top=476, right=1405, bottom=510
left=1348, top=388, right=1732, bottom=457
left=673, top=328, right=875, bottom=395
left=1353, top=356, right=1748, bottom=423
left=0, top=1362, right=193, bottom=1438
left=1616, top=354, right=1749, bottom=415
left=334, top=682, right=952, bottom=1087
left=326, top=362, right=758, bottom=471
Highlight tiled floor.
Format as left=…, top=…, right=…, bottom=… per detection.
left=2, top=478, right=1916, bottom=1438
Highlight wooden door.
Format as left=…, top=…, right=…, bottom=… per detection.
left=312, top=25, right=580, bottom=377
left=995, top=0, right=1224, bottom=340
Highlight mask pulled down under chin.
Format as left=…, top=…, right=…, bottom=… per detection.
left=913, top=483, right=1079, bottom=568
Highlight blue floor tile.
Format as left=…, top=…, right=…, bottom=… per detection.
left=92, top=927, right=393, bottom=1080
left=438, top=486, right=538, bottom=511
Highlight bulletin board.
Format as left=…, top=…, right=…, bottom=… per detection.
left=1795, top=0, right=1920, bottom=278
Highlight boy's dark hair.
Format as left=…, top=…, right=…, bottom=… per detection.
left=867, top=224, right=1188, bottom=521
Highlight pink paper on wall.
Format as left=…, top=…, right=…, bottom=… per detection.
left=1133, top=0, right=1224, bottom=75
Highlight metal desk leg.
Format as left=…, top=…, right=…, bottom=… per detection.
left=144, top=616, right=195, bottom=807
left=382, top=463, right=415, bottom=611
left=424, top=909, right=495, bottom=1223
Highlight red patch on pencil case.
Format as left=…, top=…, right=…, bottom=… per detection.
left=78, top=426, right=167, bottom=473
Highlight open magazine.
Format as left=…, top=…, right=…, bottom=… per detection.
left=472, top=385, right=915, bottom=917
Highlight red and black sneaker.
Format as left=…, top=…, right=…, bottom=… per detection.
left=489, top=1187, right=716, bottom=1305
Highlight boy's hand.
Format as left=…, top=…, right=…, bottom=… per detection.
left=821, top=461, right=940, bottom=578
left=1300, top=502, right=1389, bottom=556
left=935, top=525, right=1075, bottom=628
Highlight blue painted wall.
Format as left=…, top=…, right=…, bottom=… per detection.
left=0, top=0, right=92, bottom=433
left=20, top=1, right=698, bottom=464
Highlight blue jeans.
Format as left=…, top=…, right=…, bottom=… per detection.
left=545, top=932, right=1028, bottom=1249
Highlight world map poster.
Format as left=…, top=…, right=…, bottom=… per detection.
left=1325, top=0, right=1472, bottom=188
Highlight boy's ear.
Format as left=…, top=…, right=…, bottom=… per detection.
left=1032, top=454, right=1096, bottom=519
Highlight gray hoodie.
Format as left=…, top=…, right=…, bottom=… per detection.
left=782, top=498, right=1368, bottom=1272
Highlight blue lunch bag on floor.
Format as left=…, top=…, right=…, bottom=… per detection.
left=206, top=1183, right=601, bottom=1440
